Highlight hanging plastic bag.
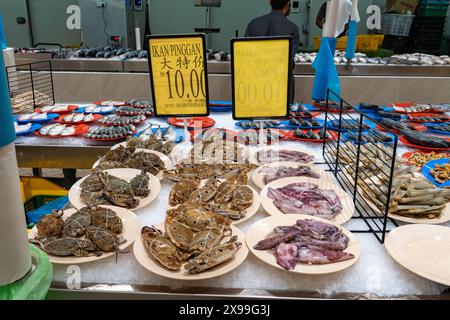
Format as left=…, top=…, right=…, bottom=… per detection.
left=0, top=244, right=52, bottom=300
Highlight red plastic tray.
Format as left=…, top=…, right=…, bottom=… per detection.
left=285, top=129, right=338, bottom=143
left=93, top=100, right=126, bottom=107
left=167, top=117, right=216, bottom=129
left=399, top=136, right=450, bottom=151
left=376, top=122, right=427, bottom=134
left=55, top=114, right=103, bottom=124
left=85, top=130, right=137, bottom=141
left=34, top=124, right=89, bottom=138
left=401, top=150, right=450, bottom=166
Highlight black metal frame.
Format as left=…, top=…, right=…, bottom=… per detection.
left=322, top=89, right=399, bottom=243
left=146, top=33, right=210, bottom=118
left=230, top=36, right=292, bottom=120
left=6, top=60, right=55, bottom=112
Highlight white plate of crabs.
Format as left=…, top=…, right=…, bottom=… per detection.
left=133, top=222, right=248, bottom=280
left=29, top=206, right=142, bottom=264
left=69, top=168, right=161, bottom=211
left=92, top=147, right=173, bottom=181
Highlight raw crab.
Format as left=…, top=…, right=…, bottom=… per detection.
left=169, top=178, right=201, bottom=206
left=36, top=211, right=64, bottom=237
left=85, top=226, right=126, bottom=254
left=99, top=172, right=139, bottom=208
left=63, top=207, right=92, bottom=238
left=130, top=169, right=150, bottom=197
left=103, top=145, right=135, bottom=162
left=80, top=190, right=110, bottom=206
left=184, top=236, right=242, bottom=274
left=80, top=170, right=104, bottom=192
left=141, top=226, right=182, bottom=271
left=90, top=206, right=123, bottom=234
left=165, top=163, right=255, bottom=182
left=165, top=206, right=231, bottom=252
left=30, top=237, right=99, bottom=257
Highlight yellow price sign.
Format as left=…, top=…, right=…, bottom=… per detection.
left=147, top=34, right=209, bottom=117
left=231, top=37, right=291, bottom=119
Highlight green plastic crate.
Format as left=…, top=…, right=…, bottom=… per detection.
left=417, top=5, right=449, bottom=17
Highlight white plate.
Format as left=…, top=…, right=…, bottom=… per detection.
left=167, top=180, right=261, bottom=225
left=93, top=149, right=172, bottom=180
left=260, top=177, right=354, bottom=225
left=252, top=162, right=333, bottom=189
left=385, top=224, right=450, bottom=286
left=246, top=214, right=360, bottom=275
left=133, top=223, right=248, bottom=280
left=69, top=168, right=161, bottom=210
left=29, top=206, right=142, bottom=264
left=249, top=146, right=315, bottom=165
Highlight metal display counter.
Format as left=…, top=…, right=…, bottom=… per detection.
left=14, top=55, right=450, bottom=77
left=14, top=113, right=450, bottom=300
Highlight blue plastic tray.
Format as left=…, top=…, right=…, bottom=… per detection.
left=424, top=123, right=450, bottom=136
left=14, top=113, right=59, bottom=124
left=209, top=100, right=232, bottom=107
left=290, top=103, right=318, bottom=111
left=75, top=107, right=115, bottom=115
left=16, top=123, right=42, bottom=136
left=327, top=119, right=376, bottom=132
left=422, top=158, right=450, bottom=188
left=134, top=126, right=184, bottom=143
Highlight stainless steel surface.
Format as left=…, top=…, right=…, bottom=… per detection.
left=49, top=71, right=450, bottom=104
left=15, top=144, right=110, bottom=169
left=45, top=283, right=450, bottom=300
left=13, top=55, right=450, bottom=76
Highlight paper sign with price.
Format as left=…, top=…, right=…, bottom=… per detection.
left=231, top=37, right=291, bottom=119
left=147, top=34, right=209, bottom=117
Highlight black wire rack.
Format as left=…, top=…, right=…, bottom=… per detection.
left=6, top=61, right=55, bottom=113
left=322, top=90, right=399, bottom=243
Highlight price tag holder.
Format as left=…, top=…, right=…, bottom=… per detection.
left=147, top=34, right=210, bottom=117
left=231, top=36, right=292, bottom=120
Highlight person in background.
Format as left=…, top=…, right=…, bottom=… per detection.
left=316, top=1, right=350, bottom=38
left=245, top=0, right=300, bottom=104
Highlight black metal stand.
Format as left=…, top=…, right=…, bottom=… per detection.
left=6, top=60, right=55, bottom=112
left=322, top=90, right=399, bottom=243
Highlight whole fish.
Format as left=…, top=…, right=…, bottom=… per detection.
left=39, top=124, right=59, bottom=135
left=49, top=124, right=66, bottom=136
left=399, top=129, right=450, bottom=148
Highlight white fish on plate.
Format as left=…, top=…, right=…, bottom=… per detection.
left=18, top=113, right=36, bottom=121
left=71, top=113, right=85, bottom=122
left=15, top=122, right=32, bottom=134
left=31, top=113, right=48, bottom=120
left=40, top=105, right=56, bottom=112
left=63, top=114, right=75, bottom=122
left=48, top=124, right=66, bottom=136
left=39, top=124, right=59, bottom=135
left=83, top=114, right=94, bottom=122
left=60, top=126, right=76, bottom=136
left=52, top=105, right=70, bottom=112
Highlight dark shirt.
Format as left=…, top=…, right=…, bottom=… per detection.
left=317, top=2, right=348, bottom=38
left=245, top=11, right=300, bottom=58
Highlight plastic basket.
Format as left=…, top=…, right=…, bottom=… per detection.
left=24, top=195, right=64, bottom=213
left=380, top=14, right=415, bottom=36
left=357, top=34, right=385, bottom=51
left=20, top=177, right=67, bottom=203
left=313, top=36, right=348, bottom=50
